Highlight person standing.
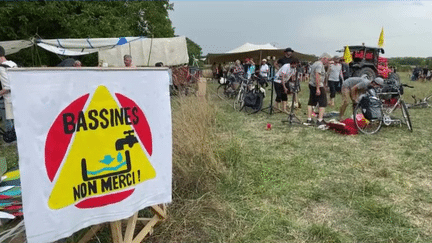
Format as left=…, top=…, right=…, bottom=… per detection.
left=327, top=59, right=343, bottom=106
left=276, top=47, right=297, bottom=69
left=304, top=54, right=330, bottom=128
left=259, top=59, right=269, bottom=79
left=0, top=46, right=18, bottom=132
left=273, top=62, right=296, bottom=113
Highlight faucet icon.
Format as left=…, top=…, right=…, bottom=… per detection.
left=81, top=130, right=137, bottom=181
left=115, top=130, right=138, bottom=151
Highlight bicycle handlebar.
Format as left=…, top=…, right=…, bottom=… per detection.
left=401, top=84, right=414, bottom=88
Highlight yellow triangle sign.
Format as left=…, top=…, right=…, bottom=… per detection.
left=48, top=86, right=156, bottom=210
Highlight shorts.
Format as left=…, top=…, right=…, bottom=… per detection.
left=308, top=84, right=327, bottom=107
left=274, top=82, right=287, bottom=102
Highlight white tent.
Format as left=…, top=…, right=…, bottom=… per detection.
left=207, top=43, right=316, bottom=64
left=98, top=36, right=189, bottom=67
left=227, top=43, right=278, bottom=54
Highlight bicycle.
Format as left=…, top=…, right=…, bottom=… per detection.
left=216, top=74, right=240, bottom=100
left=240, top=74, right=266, bottom=114
left=353, top=82, right=413, bottom=135
left=233, top=76, right=250, bottom=111
left=405, top=94, right=432, bottom=109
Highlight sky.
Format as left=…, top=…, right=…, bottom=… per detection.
left=169, top=1, right=432, bottom=58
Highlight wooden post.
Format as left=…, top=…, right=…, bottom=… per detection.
left=79, top=204, right=167, bottom=243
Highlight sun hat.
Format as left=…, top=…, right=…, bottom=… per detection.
left=284, top=47, right=294, bottom=53
left=262, top=59, right=267, bottom=62
left=320, top=53, right=332, bottom=59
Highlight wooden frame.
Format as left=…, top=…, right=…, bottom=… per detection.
left=78, top=204, right=167, bottom=243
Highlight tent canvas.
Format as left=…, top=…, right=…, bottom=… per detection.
left=207, top=43, right=317, bottom=64
left=98, top=36, right=189, bottom=67
left=0, top=36, right=189, bottom=67
left=36, top=37, right=143, bottom=56
left=0, top=40, right=33, bottom=55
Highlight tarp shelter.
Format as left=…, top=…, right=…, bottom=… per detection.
left=98, top=36, right=189, bottom=67
left=207, top=42, right=317, bottom=64
left=0, top=40, right=33, bottom=55
left=0, top=36, right=189, bottom=67
left=36, top=37, right=143, bottom=56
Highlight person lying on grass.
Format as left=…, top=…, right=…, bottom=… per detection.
left=339, top=76, right=384, bottom=121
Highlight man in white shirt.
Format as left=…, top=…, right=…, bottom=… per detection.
left=0, top=46, right=18, bottom=132
left=259, top=59, right=269, bottom=78
left=273, top=62, right=297, bottom=112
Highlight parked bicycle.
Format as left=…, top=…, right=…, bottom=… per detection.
left=216, top=73, right=240, bottom=100
left=405, top=94, right=432, bottom=109
left=241, top=74, right=267, bottom=114
left=353, top=80, right=413, bottom=134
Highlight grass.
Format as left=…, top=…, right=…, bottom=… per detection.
left=2, top=72, right=432, bottom=242
left=149, top=72, right=432, bottom=242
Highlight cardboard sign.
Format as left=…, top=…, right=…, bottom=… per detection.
left=10, top=68, right=172, bottom=243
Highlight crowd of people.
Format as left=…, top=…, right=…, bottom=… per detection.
left=213, top=47, right=387, bottom=129
left=411, top=66, right=431, bottom=81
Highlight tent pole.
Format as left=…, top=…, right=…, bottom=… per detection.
left=259, top=51, right=262, bottom=64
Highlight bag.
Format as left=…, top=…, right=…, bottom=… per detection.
left=243, top=91, right=258, bottom=107
left=360, top=95, right=382, bottom=120
left=380, top=84, right=402, bottom=100
left=0, top=127, right=16, bottom=143
left=284, top=81, right=296, bottom=93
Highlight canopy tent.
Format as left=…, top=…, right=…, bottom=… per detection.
left=98, top=36, right=189, bottom=67
left=36, top=37, right=143, bottom=56
left=0, top=40, right=33, bottom=55
left=0, top=36, right=189, bottom=66
left=207, top=42, right=317, bottom=64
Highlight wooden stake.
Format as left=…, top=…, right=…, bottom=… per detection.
left=123, top=212, right=138, bottom=243
left=77, top=224, right=104, bottom=243
left=110, top=221, right=123, bottom=243
left=79, top=204, right=167, bottom=243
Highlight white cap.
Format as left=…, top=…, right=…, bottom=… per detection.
left=374, top=77, right=384, bottom=85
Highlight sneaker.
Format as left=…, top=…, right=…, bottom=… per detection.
left=303, top=119, right=315, bottom=126
left=316, top=120, right=327, bottom=130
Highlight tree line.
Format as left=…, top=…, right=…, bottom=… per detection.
left=0, top=1, right=202, bottom=67
left=388, top=57, right=432, bottom=72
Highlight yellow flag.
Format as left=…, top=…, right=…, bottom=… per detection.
left=378, top=27, right=384, bottom=47
left=343, top=46, right=353, bottom=64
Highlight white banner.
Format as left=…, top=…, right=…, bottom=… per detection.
left=9, top=68, right=172, bottom=243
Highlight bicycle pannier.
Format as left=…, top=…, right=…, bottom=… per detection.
left=244, top=91, right=258, bottom=108
left=360, top=95, right=382, bottom=120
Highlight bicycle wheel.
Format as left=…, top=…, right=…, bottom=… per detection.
left=353, top=103, right=382, bottom=134
left=243, top=92, right=264, bottom=114
left=425, top=94, right=432, bottom=107
left=233, top=89, right=245, bottom=111
left=217, top=84, right=228, bottom=99
left=401, top=101, right=413, bottom=132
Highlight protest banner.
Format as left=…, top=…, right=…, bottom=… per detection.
left=10, top=68, right=172, bottom=243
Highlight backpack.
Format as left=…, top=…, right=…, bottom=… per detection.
left=360, top=95, right=382, bottom=120
left=243, top=91, right=258, bottom=107
left=0, top=127, right=16, bottom=143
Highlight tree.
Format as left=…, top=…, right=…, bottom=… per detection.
left=0, top=1, right=175, bottom=66
left=186, top=37, right=203, bottom=67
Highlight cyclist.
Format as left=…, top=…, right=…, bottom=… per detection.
left=339, top=76, right=384, bottom=121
